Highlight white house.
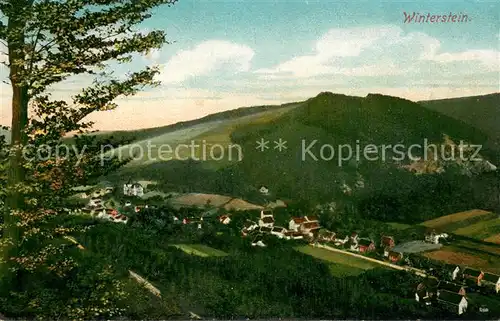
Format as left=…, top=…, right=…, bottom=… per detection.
left=288, top=217, right=306, bottom=232
left=73, top=192, right=89, bottom=199
left=259, top=216, right=274, bottom=228
left=333, top=234, right=349, bottom=246
left=437, top=290, right=468, bottom=315
left=451, top=266, right=461, bottom=281
left=425, top=231, right=449, bottom=244
left=219, top=215, right=231, bottom=225
left=303, top=215, right=319, bottom=223
left=349, top=232, right=359, bottom=251
left=242, top=220, right=259, bottom=233
left=481, top=272, right=500, bottom=293
left=259, top=209, right=275, bottom=227
left=259, top=186, right=269, bottom=195
left=299, top=221, right=320, bottom=237
left=88, top=198, right=102, bottom=207
left=123, top=182, right=144, bottom=197
left=260, top=209, right=273, bottom=219
left=284, top=231, right=304, bottom=240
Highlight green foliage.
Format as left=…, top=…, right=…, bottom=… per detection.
left=73, top=213, right=431, bottom=319
left=0, top=252, right=128, bottom=320
left=1, top=0, right=179, bottom=318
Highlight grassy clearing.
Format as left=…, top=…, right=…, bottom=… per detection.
left=420, top=209, right=492, bottom=229
left=171, top=244, right=228, bottom=257
left=295, top=246, right=380, bottom=277
left=453, top=217, right=500, bottom=240
left=387, top=222, right=412, bottom=230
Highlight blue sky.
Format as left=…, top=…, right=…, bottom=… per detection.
left=1, top=0, right=499, bottom=130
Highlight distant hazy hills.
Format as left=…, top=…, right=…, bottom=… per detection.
left=2, top=92, right=499, bottom=219
left=420, top=93, right=500, bottom=155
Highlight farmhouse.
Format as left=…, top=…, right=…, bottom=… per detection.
left=260, top=209, right=273, bottom=218
left=304, top=215, right=319, bottom=223
left=288, top=217, right=306, bottom=232
left=462, top=268, right=484, bottom=286
left=381, top=235, right=395, bottom=248
left=219, top=215, right=231, bottom=225
left=299, top=221, right=320, bottom=237
left=415, top=278, right=438, bottom=305
left=438, top=281, right=467, bottom=296
left=271, top=226, right=287, bottom=238
left=437, top=290, right=468, bottom=315
left=243, top=220, right=259, bottom=231
left=349, top=233, right=360, bottom=251
left=357, top=238, right=375, bottom=253
left=259, top=226, right=273, bottom=234
left=333, top=233, right=349, bottom=246
left=387, top=250, right=403, bottom=263
left=73, top=192, right=89, bottom=199
left=481, top=272, right=500, bottom=293
left=259, top=216, right=275, bottom=228
left=444, top=264, right=461, bottom=281
left=284, top=231, right=304, bottom=240
left=425, top=229, right=449, bottom=244
left=317, top=229, right=336, bottom=242
left=123, top=182, right=144, bottom=197
left=88, top=198, right=102, bottom=207
left=81, top=208, right=93, bottom=215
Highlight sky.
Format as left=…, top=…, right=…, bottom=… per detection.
left=0, top=0, right=499, bottom=130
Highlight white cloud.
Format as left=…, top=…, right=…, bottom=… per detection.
left=157, top=40, right=255, bottom=84
left=427, top=49, right=499, bottom=68
left=256, top=25, right=499, bottom=78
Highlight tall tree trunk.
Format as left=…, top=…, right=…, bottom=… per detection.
left=2, top=2, right=29, bottom=275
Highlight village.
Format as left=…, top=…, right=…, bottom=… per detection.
left=75, top=181, right=500, bottom=318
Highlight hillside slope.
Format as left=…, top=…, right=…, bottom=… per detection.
left=420, top=93, right=500, bottom=157
left=229, top=92, right=489, bottom=198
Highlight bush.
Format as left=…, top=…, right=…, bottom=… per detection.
left=0, top=252, right=128, bottom=320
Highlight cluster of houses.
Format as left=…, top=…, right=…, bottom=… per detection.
left=458, top=267, right=500, bottom=293
left=415, top=278, right=469, bottom=315
left=83, top=195, right=138, bottom=224
left=304, top=225, right=405, bottom=263
left=415, top=265, right=500, bottom=315
left=239, top=210, right=309, bottom=246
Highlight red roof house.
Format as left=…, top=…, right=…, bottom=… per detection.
left=358, top=238, right=375, bottom=253
left=381, top=235, right=395, bottom=248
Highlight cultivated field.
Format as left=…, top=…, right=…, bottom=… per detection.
left=484, top=234, right=500, bottom=244
left=171, top=244, right=228, bottom=257
left=453, top=217, right=500, bottom=244
left=421, top=209, right=493, bottom=229
left=419, top=209, right=500, bottom=244
left=423, top=246, right=500, bottom=274
left=170, top=193, right=263, bottom=211
left=295, top=245, right=381, bottom=277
